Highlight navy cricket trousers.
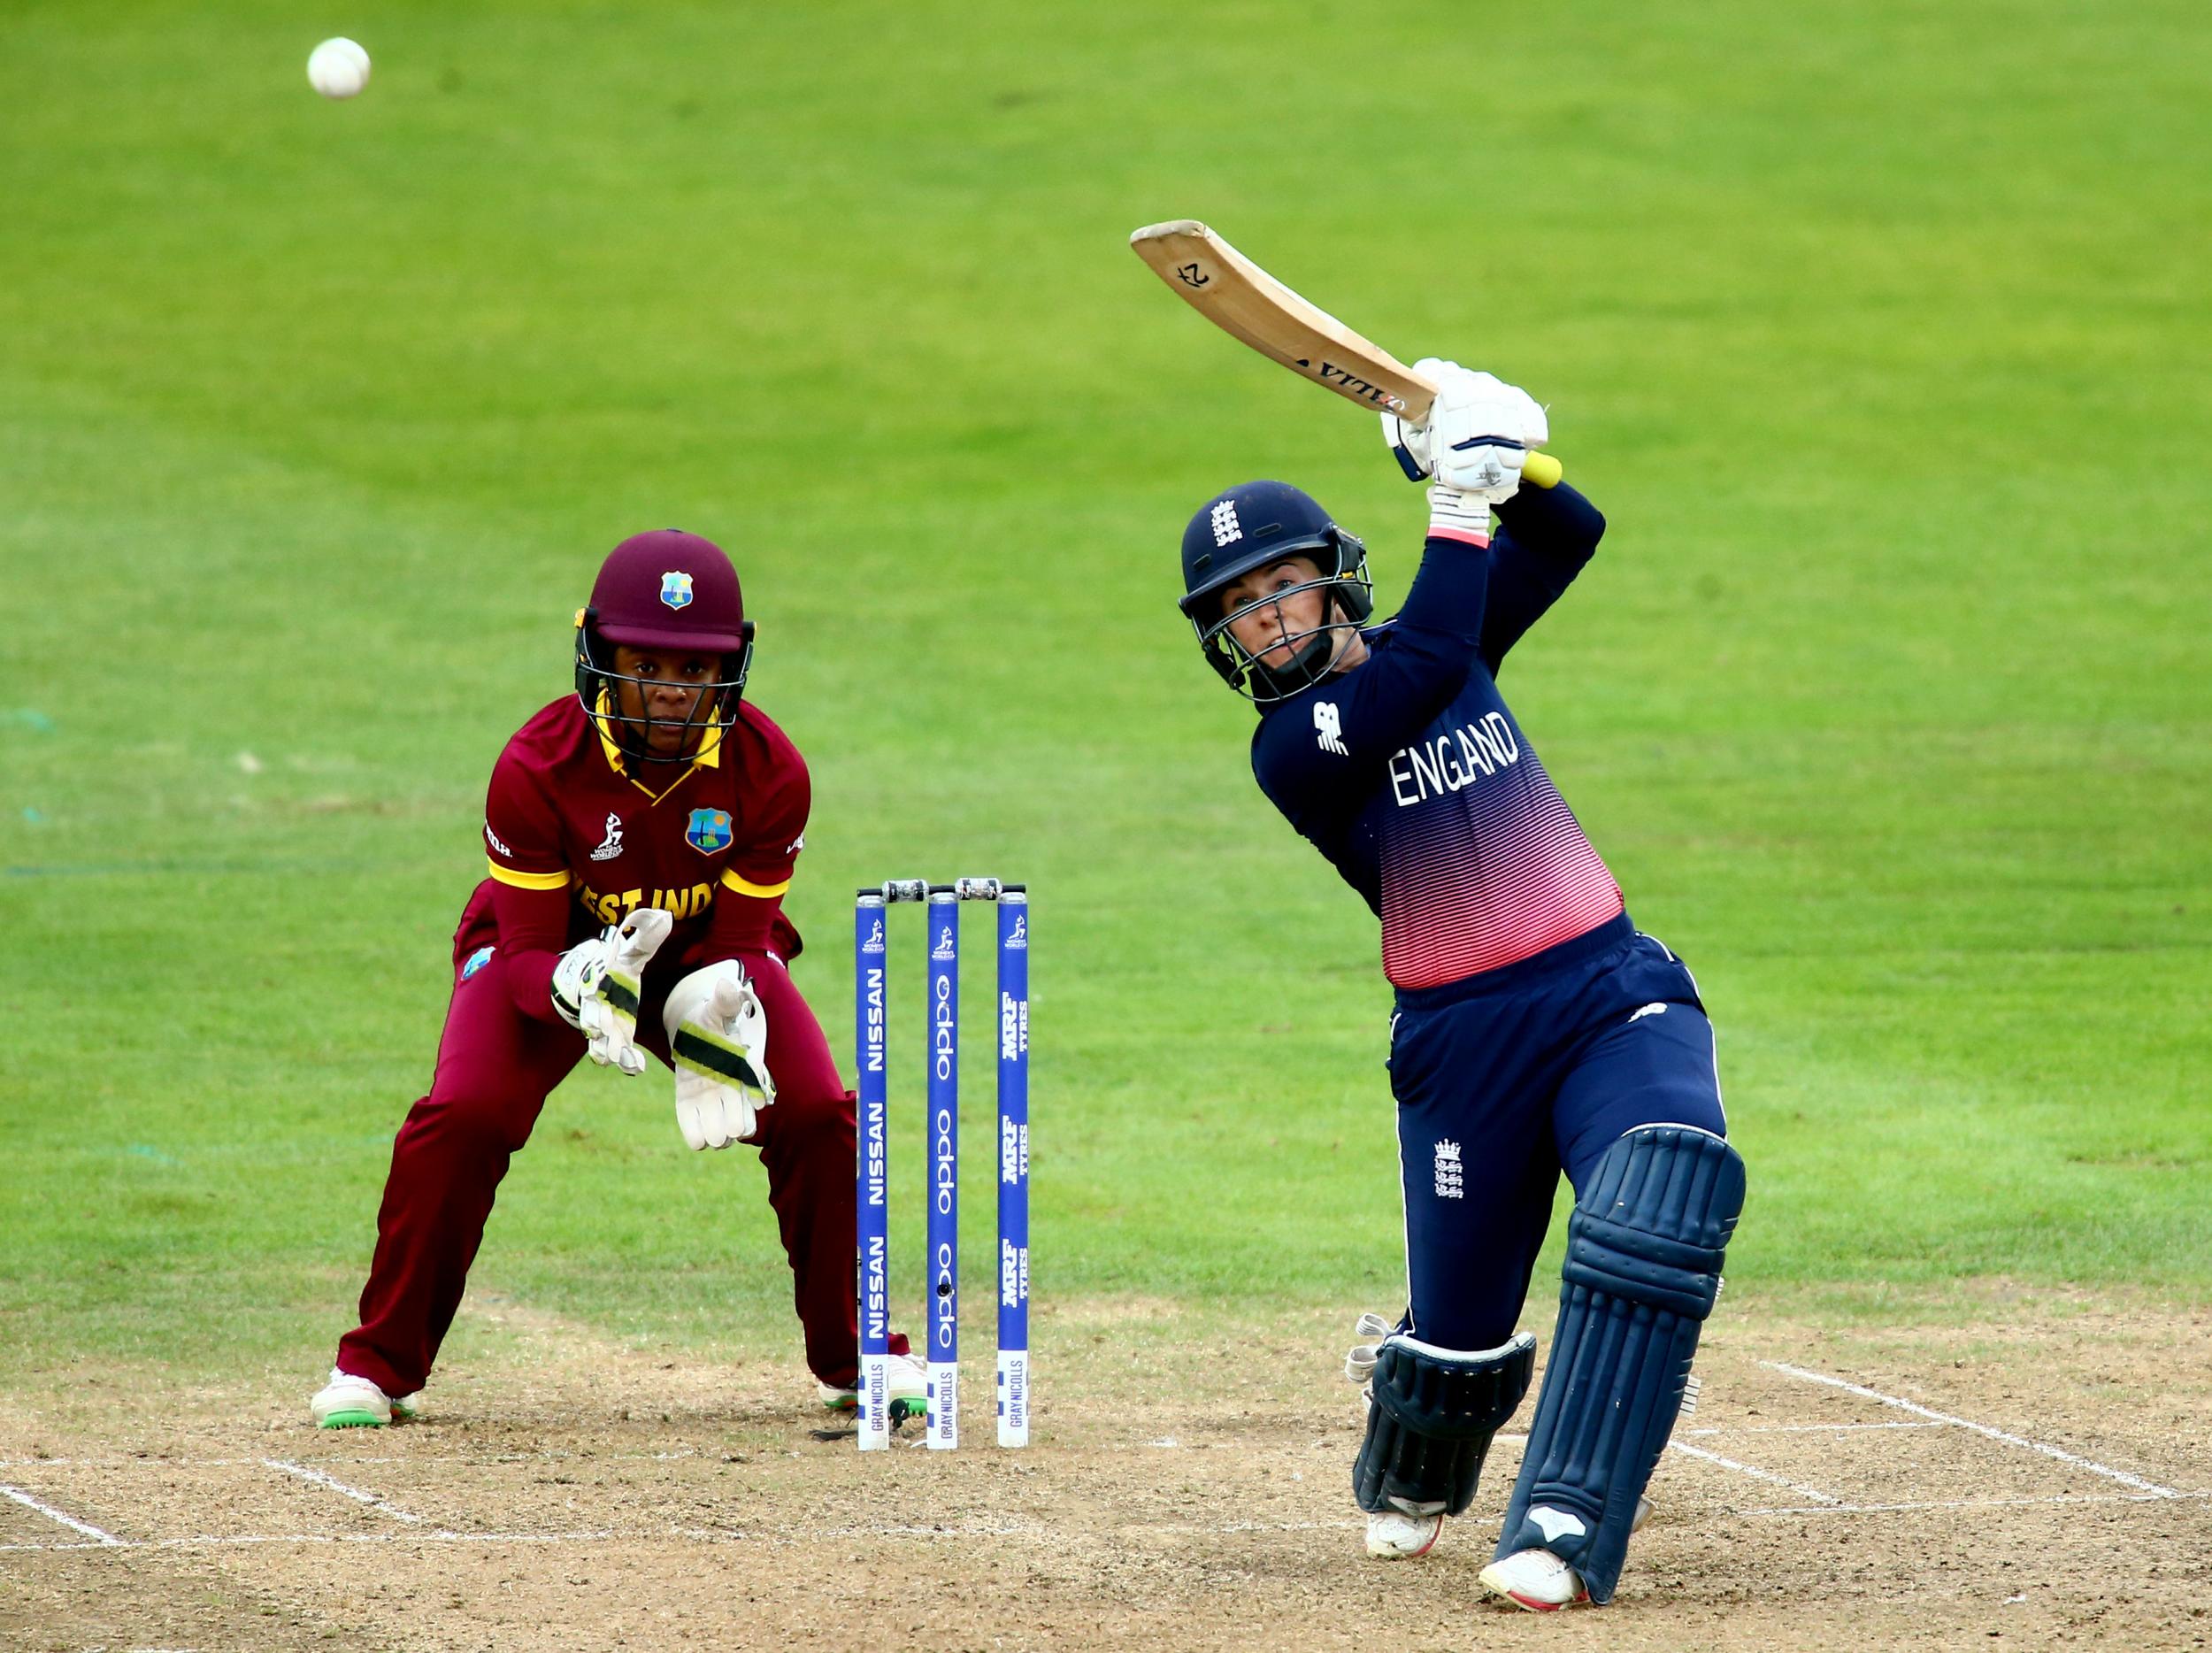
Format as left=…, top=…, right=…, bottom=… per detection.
left=1387, top=911, right=1727, bottom=1351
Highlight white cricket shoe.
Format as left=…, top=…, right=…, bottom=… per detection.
left=818, top=1351, right=929, bottom=1424
left=1366, top=1490, right=1646, bottom=1564
left=1480, top=1544, right=1587, bottom=1611
left=1365, top=1505, right=1443, bottom=1558
left=310, top=1367, right=418, bottom=1429
left=1477, top=1497, right=1654, bottom=1610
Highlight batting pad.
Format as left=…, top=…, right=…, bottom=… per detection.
left=1353, top=1331, right=1534, bottom=1518
left=1495, top=1124, right=1746, bottom=1603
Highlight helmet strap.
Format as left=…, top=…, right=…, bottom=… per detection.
left=1245, top=596, right=1361, bottom=703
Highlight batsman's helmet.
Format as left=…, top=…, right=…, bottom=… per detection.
left=574, top=529, right=757, bottom=763
left=1176, top=481, right=1373, bottom=704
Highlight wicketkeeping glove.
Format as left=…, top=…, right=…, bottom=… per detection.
left=550, top=907, right=673, bottom=1076
left=1382, top=359, right=1549, bottom=504
left=661, top=960, right=776, bottom=1150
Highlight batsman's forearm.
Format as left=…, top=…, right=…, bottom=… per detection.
left=1494, top=481, right=1606, bottom=560
left=1395, top=533, right=1492, bottom=650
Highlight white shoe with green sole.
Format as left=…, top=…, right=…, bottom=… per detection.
left=311, top=1367, right=419, bottom=1429
left=817, top=1351, right=928, bottom=1424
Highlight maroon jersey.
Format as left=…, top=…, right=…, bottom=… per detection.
left=457, top=696, right=808, bottom=1023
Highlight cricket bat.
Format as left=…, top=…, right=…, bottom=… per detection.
left=1128, top=219, right=1563, bottom=488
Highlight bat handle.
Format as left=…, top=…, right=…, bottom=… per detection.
left=1522, top=452, right=1563, bottom=489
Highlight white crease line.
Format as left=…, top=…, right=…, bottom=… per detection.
left=0, top=1529, right=611, bottom=1553
left=1682, top=1421, right=1945, bottom=1436
left=1743, top=1489, right=2212, bottom=1518
left=261, top=1458, right=426, bottom=1524
left=0, top=1447, right=697, bottom=1471
left=1763, top=1362, right=2186, bottom=1497
left=0, top=1457, right=294, bottom=1470
left=6, top=1442, right=1296, bottom=1470
left=0, top=1519, right=1363, bottom=1554
left=1666, top=1441, right=1841, bottom=1503
left=818, top=1520, right=1051, bottom=1539
left=0, top=1481, right=126, bottom=1545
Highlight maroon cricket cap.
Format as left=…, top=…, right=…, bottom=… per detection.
left=588, top=529, right=749, bottom=651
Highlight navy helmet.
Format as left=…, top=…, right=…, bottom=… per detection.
left=1177, top=481, right=1372, bottom=704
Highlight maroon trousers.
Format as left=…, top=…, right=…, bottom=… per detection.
left=336, top=949, right=859, bottom=1396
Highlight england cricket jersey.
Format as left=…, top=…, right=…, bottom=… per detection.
left=1251, top=484, right=1624, bottom=991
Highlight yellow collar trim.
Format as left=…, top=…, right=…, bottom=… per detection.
left=592, top=690, right=725, bottom=803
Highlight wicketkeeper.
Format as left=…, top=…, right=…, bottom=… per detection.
left=1174, top=368, right=1746, bottom=1611
left=311, top=529, right=926, bottom=1428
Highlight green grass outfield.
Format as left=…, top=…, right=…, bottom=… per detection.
left=2, top=0, right=2206, bottom=1385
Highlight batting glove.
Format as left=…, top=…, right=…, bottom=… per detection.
left=550, top=907, right=672, bottom=1076
left=1382, top=359, right=1549, bottom=504
left=1425, top=485, right=1493, bottom=545
left=662, top=960, right=776, bottom=1150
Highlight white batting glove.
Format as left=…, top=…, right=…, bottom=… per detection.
left=1425, top=485, right=1493, bottom=544
left=1382, top=360, right=1549, bottom=504
left=550, top=907, right=673, bottom=1077
left=662, top=960, right=776, bottom=1151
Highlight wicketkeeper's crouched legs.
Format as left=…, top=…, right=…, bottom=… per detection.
left=338, top=955, right=581, bottom=1397
left=721, top=955, right=862, bottom=1390
left=340, top=947, right=865, bottom=1397
left=1494, top=1124, right=1747, bottom=1604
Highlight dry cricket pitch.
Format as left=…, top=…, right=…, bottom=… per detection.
left=4, top=1291, right=2208, bottom=1650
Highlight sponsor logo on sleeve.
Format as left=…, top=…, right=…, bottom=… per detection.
left=484, top=820, right=513, bottom=857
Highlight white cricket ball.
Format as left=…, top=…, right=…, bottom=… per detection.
left=307, top=37, right=372, bottom=100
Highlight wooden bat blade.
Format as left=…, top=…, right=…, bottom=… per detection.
left=1128, top=219, right=1563, bottom=488
left=1129, top=219, right=1438, bottom=420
